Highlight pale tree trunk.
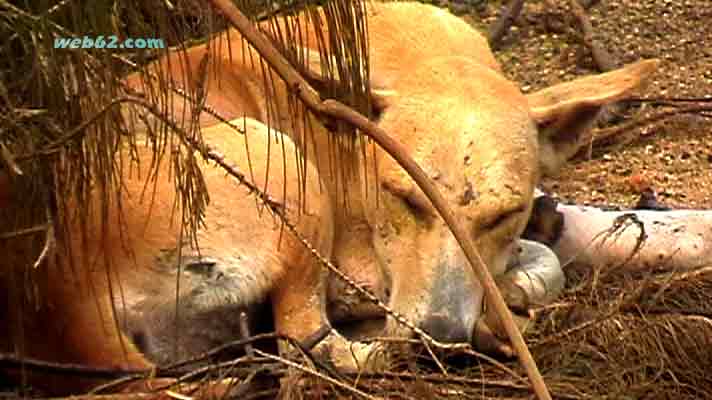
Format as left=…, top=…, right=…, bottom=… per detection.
left=551, top=202, right=712, bottom=272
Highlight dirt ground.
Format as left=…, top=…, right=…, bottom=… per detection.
left=463, top=0, right=712, bottom=209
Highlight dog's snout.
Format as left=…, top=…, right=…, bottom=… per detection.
left=419, top=257, right=482, bottom=343
left=420, top=311, right=471, bottom=343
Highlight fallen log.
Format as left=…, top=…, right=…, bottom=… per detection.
left=534, top=195, right=712, bottom=272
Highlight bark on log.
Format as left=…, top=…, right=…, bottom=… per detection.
left=551, top=203, right=712, bottom=271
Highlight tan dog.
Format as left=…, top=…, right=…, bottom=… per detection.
left=0, top=1, right=658, bottom=394
left=1, top=118, right=330, bottom=393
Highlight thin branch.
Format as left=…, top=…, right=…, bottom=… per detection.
left=0, top=223, right=49, bottom=240
left=488, top=0, right=526, bottom=49
left=0, top=353, right=149, bottom=378
left=568, top=0, right=615, bottom=72
left=628, top=96, right=712, bottom=104
left=14, top=97, right=141, bottom=162
left=0, top=141, right=23, bottom=176
left=32, top=207, right=55, bottom=269
left=582, top=103, right=712, bottom=151
left=206, top=1, right=551, bottom=399
left=124, top=38, right=472, bottom=354
left=253, top=348, right=376, bottom=400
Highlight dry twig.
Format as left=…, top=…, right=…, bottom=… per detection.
left=207, top=1, right=553, bottom=398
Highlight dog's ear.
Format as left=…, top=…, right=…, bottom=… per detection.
left=528, top=59, right=659, bottom=176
